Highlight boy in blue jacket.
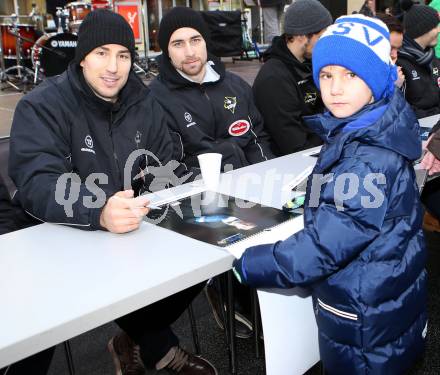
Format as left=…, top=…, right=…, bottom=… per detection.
left=233, top=15, right=427, bottom=374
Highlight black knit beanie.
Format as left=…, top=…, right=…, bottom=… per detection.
left=158, top=7, right=210, bottom=55
left=401, top=0, right=439, bottom=39
left=75, top=9, right=135, bottom=63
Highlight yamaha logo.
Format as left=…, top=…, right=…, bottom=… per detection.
left=50, top=40, right=77, bottom=48
left=85, top=135, right=94, bottom=149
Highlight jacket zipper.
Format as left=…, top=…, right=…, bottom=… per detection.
left=109, top=111, right=122, bottom=187
left=200, top=85, right=210, bottom=101
left=317, top=298, right=358, bottom=321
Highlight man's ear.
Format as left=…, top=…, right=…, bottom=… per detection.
left=80, top=59, right=84, bottom=68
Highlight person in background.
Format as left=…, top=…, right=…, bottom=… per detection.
left=233, top=14, right=427, bottom=374
left=259, top=0, right=286, bottom=44
left=429, top=0, right=440, bottom=57
left=359, top=0, right=375, bottom=17
left=377, top=13, right=406, bottom=87
left=253, top=0, right=332, bottom=156
left=397, top=0, right=440, bottom=118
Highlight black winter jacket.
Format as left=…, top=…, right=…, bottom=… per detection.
left=397, top=36, right=440, bottom=119
left=149, top=54, right=275, bottom=170
left=9, top=63, right=187, bottom=230
left=253, top=36, right=324, bottom=156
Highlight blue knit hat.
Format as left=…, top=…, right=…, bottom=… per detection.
left=312, top=14, right=397, bottom=101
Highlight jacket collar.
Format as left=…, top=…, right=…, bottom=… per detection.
left=156, top=52, right=225, bottom=89
left=304, top=89, right=421, bottom=171
left=398, top=35, right=435, bottom=67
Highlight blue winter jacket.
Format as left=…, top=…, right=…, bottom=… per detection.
left=234, top=90, right=427, bottom=374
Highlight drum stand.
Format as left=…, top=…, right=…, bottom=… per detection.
left=133, top=0, right=158, bottom=79
left=0, top=15, right=35, bottom=93
left=0, top=23, right=20, bottom=91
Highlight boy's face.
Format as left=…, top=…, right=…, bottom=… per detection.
left=319, top=65, right=374, bottom=118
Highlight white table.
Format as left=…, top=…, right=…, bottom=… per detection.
left=0, top=221, right=233, bottom=368
left=419, top=113, right=440, bottom=129
left=0, top=148, right=320, bottom=374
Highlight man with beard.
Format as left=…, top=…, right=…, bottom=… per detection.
left=397, top=0, right=440, bottom=118
left=252, top=0, right=332, bottom=156
left=149, top=7, right=274, bottom=172
left=149, top=6, right=275, bottom=340
left=397, top=0, right=440, bottom=231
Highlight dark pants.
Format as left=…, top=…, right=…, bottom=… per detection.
left=115, top=282, right=204, bottom=369
left=421, top=177, right=440, bottom=219
left=0, top=346, right=55, bottom=375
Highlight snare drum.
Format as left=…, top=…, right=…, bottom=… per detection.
left=65, top=2, right=92, bottom=31
left=32, top=32, right=78, bottom=77
left=0, top=23, right=37, bottom=59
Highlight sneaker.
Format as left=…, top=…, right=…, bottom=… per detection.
left=108, top=332, right=145, bottom=375
left=204, top=283, right=253, bottom=339
left=164, top=347, right=217, bottom=375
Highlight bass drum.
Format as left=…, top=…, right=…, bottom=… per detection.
left=32, top=33, right=78, bottom=77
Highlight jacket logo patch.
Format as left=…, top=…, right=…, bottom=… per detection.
left=411, top=70, right=420, bottom=80
left=81, top=135, right=95, bottom=154
left=433, top=67, right=439, bottom=76
left=224, top=96, right=237, bottom=114
left=304, top=92, right=317, bottom=105
left=228, top=120, right=250, bottom=136
left=184, top=111, right=197, bottom=128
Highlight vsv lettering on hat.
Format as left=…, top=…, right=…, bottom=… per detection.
left=320, top=16, right=391, bottom=64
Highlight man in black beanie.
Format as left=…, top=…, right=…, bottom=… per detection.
left=9, top=9, right=216, bottom=375
left=397, top=0, right=440, bottom=118
left=149, top=6, right=275, bottom=340
left=397, top=0, right=440, bottom=232
left=253, top=0, right=332, bottom=156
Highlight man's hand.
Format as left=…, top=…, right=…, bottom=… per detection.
left=395, top=66, right=405, bottom=88
left=420, top=151, right=440, bottom=175
left=420, top=134, right=440, bottom=175
left=100, top=190, right=150, bottom=233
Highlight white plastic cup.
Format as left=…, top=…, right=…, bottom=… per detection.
left=197, top=153, right=222, bottom=190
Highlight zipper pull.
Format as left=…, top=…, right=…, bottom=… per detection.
left=135, top=131, right=141, bottom=148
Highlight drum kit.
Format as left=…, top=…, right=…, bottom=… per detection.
left=0, top=1, right=113, bottom=93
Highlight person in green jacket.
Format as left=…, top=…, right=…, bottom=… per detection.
left=429, top=0, right=440, bottom=57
